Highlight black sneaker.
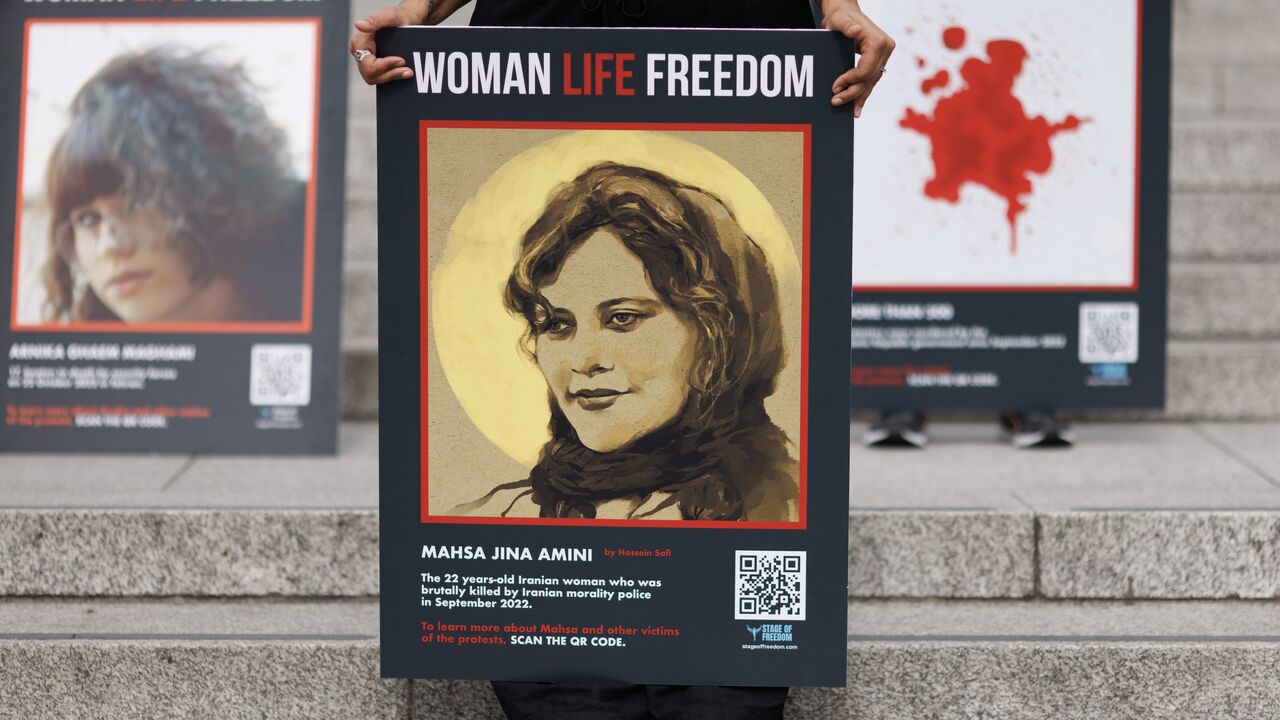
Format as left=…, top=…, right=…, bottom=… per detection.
left=1000, top=410, right=1075, bottom=449
left=863, top=410, right=928, bottom=448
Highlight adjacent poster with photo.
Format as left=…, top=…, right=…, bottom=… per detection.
left=850, top=0, right=1170, bottom=409
left=378, top=28, right=852, bottom=686
left=0, top=1, right=349, bottom=452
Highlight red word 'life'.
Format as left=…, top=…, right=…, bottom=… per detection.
left=563, top=53, right=636, bottom=96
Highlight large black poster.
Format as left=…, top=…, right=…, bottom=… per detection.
left=378, top=27, right=852, bottom=686
left=850, top=0, right=1170, bottom=410
left=0, top=0, right=348, bottom=453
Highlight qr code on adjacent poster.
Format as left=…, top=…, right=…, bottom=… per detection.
left=250, top=344, right=312, bottom=406
left=734, top=550, right=805, bottom=621
left=1078, top=303, right=1140, bottom=364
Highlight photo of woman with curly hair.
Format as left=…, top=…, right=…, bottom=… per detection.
left=458, top=162, right=799, bottom=522
left=12, top=22, right=318, bottom=327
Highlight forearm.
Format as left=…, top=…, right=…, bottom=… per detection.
left=817, top=0, right=865, bottom=23
left=396, top=0, right=473, bottom=25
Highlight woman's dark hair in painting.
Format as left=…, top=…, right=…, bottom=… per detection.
left=501, top=162, right=797, bottom=521
left=41, top=47, right=304, bottom=322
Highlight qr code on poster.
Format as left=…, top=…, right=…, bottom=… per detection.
left=250, top=344, right=312, bottom=406
left=1078, top=303, right=1140, bottom=364
left=734, top=550, right=805, bottom=621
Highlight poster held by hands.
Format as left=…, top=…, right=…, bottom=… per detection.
left=377, top=27, right=852, bottom=686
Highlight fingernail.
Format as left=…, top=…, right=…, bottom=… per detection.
left=401, top=69, right=413, bottom=78
left=832, top=97, right=844, bottom=106
left=854, top=108, right=862, bottom=118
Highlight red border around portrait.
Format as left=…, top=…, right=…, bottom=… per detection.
left=9, top=17, right=320, bottom=333
left=853, top=0, right=1144, bottom=294
left=418, top=120, right=810, bottom=530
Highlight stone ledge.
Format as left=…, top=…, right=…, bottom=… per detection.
left=849, top=511, right=1034, bottom=598
left=0, top=642, right=409, bottom=720
left=0, top=509, right=378, bottom=597
left=342, top=261, right=379, bottom=347
left=1171, top=122, right=1280, bottom=192
left=0, top=509, right=1026, bottom=598
left=5, top=641, right=1275, bottom=720
left=1170, top=192, right=1280, bottom=261
left=1040, top=512, right=1280, bottom=599
left=5, top=508, right=1279, bottom=599
left=1170, top=262, right=1279, bottom=339
left=1166, top=340, right=1280, bottom=420
left=3, top=597, right=1280, bottom=719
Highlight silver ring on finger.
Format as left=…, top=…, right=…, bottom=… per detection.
left=353, top=49, right=373, bottom=63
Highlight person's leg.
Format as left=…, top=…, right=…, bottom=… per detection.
left=491, top=680, right=649, bottom=720
left=646, top=685, right=789, bottom=720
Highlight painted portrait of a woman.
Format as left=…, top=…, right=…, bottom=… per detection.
left=458, top=162, right=798, bottom=522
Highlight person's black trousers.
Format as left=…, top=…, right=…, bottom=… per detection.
left=492, top=681, right=789, bottom=720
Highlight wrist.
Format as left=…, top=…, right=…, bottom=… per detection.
left=397, top=0, right=432, bottom=24
left=820, top=0, right=864, bottom=19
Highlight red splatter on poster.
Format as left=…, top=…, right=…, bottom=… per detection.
left=900, top=26, right=1087, bottom=254
left=942, top=25, right=966, bottom=50
left=920, top=69, right=950, bottom=95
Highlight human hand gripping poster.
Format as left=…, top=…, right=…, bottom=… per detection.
left=377, top=28, right=852, bottom=686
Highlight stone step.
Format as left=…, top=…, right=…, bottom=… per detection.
left=4, top=508, right=1274, bottom=599
left=1170, top=192, right=1280, bottom=262
left=2, top=598, right=1278, bottom=718
left=343, top=338, right=379, bottom=420
left=1174, top=0, right=1280, bottom=67
left=342, top=260, right=378, bottom=346
left=1171, top=121, right=1280, bottom=192
left=1164, top=340, right=1280, bottom=420
left=3, top=423, right=1277, bottom=599
left=340, top=340, right=1280, bottom=420
left=1169, top=262, right=1280, bottom=339
left=1174, top=66, right=1280, bottom=121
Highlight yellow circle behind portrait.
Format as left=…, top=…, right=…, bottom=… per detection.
left=432, top=130, right=802, bottom=468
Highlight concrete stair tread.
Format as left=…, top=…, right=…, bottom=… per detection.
left=4, top=597, right=1278, bottom=718
left=6, top=421, right=1280, bottom=512
left=1, top=423, right=378, bottom=508
left=851, top=421, right=1280, bottom=513
left=1172, top=118, right=1280, bottom=129
left=0, top=598, right=377, bottom=639
left=1172, top=259, right=1280, bottom=273
left=4, top=597, right=1278, bottom=641
left=1168, top=338, right=1280, bottom=354
left=3, top=422, right=1278, bottom=598
left=847, top=599, right=1280, bottom=639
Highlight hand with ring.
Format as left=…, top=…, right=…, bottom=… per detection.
left=820, top=0, right=896, bottom=117
left=349, top=0, right=473, bottom=85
